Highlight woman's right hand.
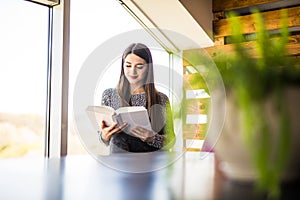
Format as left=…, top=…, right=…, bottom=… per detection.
left=100, top=121, right=127, bottom=142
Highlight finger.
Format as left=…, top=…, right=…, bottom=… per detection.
left=101, top=120, right=106, bottom=129
left=105, top=127, right=121, bottom=138
left=131, top=126, right=143, bottom=133
left=118, top=122, right=128, bottom=130
left=133, top=127, right=154, bottom=136
left=107, top=123, right=127, bottom=137
left=132, top=133, right=146, bottom=141
left=106, top=130, right=117, bottom=138
left=134, top=126, right=145, bottom=132
left=130, top=129, right=140, bottom=137
left=111, top=127, right=126, bottom=136
left=130, top=128, right=141, bottom=135
left=110, top=123, right=127, bottom=134
left=134, top=126, right=154, bottom=136
left=131, top=128, right=155, bottom=142
left=106, top=122, right=118, bottom=132
left=130, top=129, right=146, bottom=140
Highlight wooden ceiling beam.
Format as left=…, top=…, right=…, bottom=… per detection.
left=213, top=0, right=282, bottom=12
left=213, top=6, right=300, bottom=38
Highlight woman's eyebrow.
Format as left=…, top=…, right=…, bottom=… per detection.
left=125, top=61, right=144, bottom=65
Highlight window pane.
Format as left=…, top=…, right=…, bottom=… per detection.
left=0, top=0, right=48, bottom=158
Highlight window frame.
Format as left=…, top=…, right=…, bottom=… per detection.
left=41, top=0, right=70, bottom=157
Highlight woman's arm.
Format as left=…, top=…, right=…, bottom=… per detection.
left=99, top=88, right=124, bottom=146
left=98, top=121, right=128, bottom=146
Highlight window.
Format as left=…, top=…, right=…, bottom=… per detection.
left=0, top=0, right=49, bottom=158
left=0, top=0, right=178, bottom=158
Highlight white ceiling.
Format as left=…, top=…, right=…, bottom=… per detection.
left=121, top=0, right=214, bottom=52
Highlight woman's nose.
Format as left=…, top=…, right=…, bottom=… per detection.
left=130, top=66, right=137, bottom=73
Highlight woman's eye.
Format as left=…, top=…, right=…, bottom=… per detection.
left=136, top=64, right=144, bottom=69
left=125, top=64, right=131, bottom=68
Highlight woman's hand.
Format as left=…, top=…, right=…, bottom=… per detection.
left=100, top=121, right=127, bottom=142
left=130, top=126, right=155, bottom=142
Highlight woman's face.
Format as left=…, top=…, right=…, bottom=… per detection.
left=123, top=53, right=148, bottom=88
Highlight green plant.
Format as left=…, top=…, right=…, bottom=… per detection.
left=212, top=9, right=300, bottom=199
left=182, top=8, right=300, bottom=199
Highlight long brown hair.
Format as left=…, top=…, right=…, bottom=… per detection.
left=117, top=43, right=162, bottom=128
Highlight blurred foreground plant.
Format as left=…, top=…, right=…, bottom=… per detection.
left=212, top=9, right=300, bottom=199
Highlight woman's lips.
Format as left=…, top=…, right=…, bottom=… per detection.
left=128, top=75, right=138, bottom=79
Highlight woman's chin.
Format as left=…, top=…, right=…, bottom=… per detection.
left=129, top=80, right=142, bottom=86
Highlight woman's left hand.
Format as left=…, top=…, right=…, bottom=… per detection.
left=130, top=126, right=155, bottom=142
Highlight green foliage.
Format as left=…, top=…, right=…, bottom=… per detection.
left=181, top=9, right=300, bottom=199
left=214, top=9, right=299, bottom=199
left=164, top=101, right=177, bottom=151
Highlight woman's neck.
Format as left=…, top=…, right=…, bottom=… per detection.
left=130, top=85, right=145, bottom=94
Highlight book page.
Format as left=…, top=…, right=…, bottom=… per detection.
left=116, top=106, right=152, bottom=134
left=115, top=106, right=146, bottom=114
left=86, top=106, right=116, bottom=130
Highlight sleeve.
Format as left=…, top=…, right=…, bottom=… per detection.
left=98, top=130, right=110, bottom=146
left=147, top=95, right=176, bottom=150
left=101, top=88, right=112, bottom=106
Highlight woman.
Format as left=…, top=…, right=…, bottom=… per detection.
left=99, top=43, right=176, bottom=153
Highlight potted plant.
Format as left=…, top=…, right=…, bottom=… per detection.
left=185, top=9, right=300, bottom=199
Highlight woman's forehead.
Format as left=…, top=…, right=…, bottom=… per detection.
left=125, top=53, right=146, bottom=63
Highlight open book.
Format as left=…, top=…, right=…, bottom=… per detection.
left=86, top=105, right=152, bottom=135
